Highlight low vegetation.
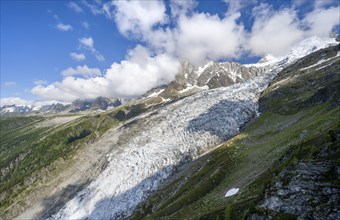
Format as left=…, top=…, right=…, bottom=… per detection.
left=0, top=98, right=162, bottom=216
left=130, top=45, right=340, bottom=219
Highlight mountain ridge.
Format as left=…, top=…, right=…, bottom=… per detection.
left=0, top=36, right=338, bottom=220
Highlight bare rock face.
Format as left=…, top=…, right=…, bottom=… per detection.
left=68, top=97, right=121, bottom=112
left=249, top=158, right=340, bottom=220
left=159, top=61, right=269, bottom=99
left=197, top=62, right=268, bottom=88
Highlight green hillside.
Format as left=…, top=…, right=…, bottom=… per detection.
left=0, top=97, right=162, bottom=217
left=130, top=45, right=340, bottom=219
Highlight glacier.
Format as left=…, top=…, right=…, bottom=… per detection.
left=50, top=37, right=337, bottom=219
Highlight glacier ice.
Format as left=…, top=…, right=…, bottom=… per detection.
left=50, top=73, right=275, bottom=220
left=50, top=37, right=337, bottom=220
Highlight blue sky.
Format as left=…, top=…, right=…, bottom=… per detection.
left=1, top=0, right=339, bottom=105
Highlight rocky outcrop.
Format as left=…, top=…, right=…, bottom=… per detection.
left=0, top=97, right=122, bottom=116
left=159, top=61, right=269, bottom=99
left=249, top=142, right=340, bottom=220
left=68, top=97, right=121, bottom=112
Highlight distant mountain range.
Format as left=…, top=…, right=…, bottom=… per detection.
left=1, top=36, right=339, bottom=220
left=0, top=97, right=122, bottom=115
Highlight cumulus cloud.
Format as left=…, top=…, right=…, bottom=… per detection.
left=83, top=21, right=90, bottom=29
left=170, top=0, right=197, bottom=18
left=2, top=81, right=16, bottom=88
left=61, top=65, right=101, bottom=77
left=249, top=4, right=305, bottom=56
left=29, top=0, right=339, bottom=102
left=31, top=77, right=109, bottom=102
left=106, top=46, right=180, bottom=97
left=79, top=37, right=94, bottom=48
left=80, top=0, right=115, bottom=20
left=112, top=0, right=246, bottom=65
left=112, top=0, right=168, bottom=38
left=248, top=3, right=339, bottom=56
left=56, top=22, right=73, bottom=31
left=79, top=37, right=105, bottom=61
left=34, top=80, right=48, bottom=85
left=1, top=97, right=33, bottom=106
left=70, top=52, right=86, bottom=61
left=175, top=12, right=245, bottom=65
left=224, top=0, right=256, bottom=15
left=31, top=46, right=180, bottom=101
left=314, top=0, right=337, bottom=9
left=302, top=6, right=340, bottom=37
left=68, top=2, right=83, bottom=13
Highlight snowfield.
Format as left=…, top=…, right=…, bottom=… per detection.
left=50, top=37, right=337, bottom=220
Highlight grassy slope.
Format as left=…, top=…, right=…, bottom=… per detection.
left=131, top=45, right=340, bottom=219
left=0, top=97, right=163, bottom=216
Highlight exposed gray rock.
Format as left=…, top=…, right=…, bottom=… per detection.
left=257, top=159, right=339, bottom=219
left=159, top=61, right=269, bottom=98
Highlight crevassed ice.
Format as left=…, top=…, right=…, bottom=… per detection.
left=50, top=37, right=335, bottom=220
left=51, top=73, right=275, bottom=220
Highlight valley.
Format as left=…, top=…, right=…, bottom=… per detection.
left=0, top=38, right=339, bottom=220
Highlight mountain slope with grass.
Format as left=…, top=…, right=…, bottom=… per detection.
left=130, top=44, right=340, bottom=220
left=0, top=37, right=338, bottom=220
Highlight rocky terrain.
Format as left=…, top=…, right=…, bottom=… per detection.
left=0, top=37, right=338, bottom=220
left=130, top=43, right=339, bottom=219
left=0, top=96, right=122, bottom=116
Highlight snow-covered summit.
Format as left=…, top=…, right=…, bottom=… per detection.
left=46, top=35, right=338, bottom=219
left=248, top=37, right=338, bottom=68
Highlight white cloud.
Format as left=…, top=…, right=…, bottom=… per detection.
left=82, top=0, right=103, bottom=15
left=112, top=0, right=246, bottom=65
left=169, top=0, right=197, bottom=18
left=56, top=22, right=73, bottom=31
left=303, top=6, right=340, bottom=37
left=102, top=1, right=115, bottom=19
left=79, top=37, right=105, bottom=61
left=79, top=37, right=94, bottom=48
left=175, top=12, right=245, bottom=65
left=249, top=4, right=305, bottom=56
left=314, top=0, right=337, bottom=9
left=224, top=0, right=256, bottom=15
left=106, top=46, right=180, bottom=97
left=113, top=1, right=168, bottom=38
left=68, top=2, right=84, bottom=13
left=61, top=65, right=101, bottom=77
left=248, top=3, right=339, bottom=56
left=1, top=97, right=32, bottom=106
left=70, top=52, right=86, bottom=61
left=34, top=80, right=48, bottom=85
left=31, top=77, right=109, bottom=102
left=83, top=21, right=90, bottom=29
left=31, top=46, right=180, bottom=101
left=2, top=81, right=16, bottom=88
left=28, top=0, right=339, bottom=102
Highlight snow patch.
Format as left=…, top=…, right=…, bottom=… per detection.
left=246, top=37, right=337, bottom=69
left=51, top=72, right=277, bottom=220
left=225, top=188, right=239, bottom=197
left=300, top=55, right=339, bottom=71
left=178, top=85, right=209, bottom=94
left=147, top=89, right=165, bottom=98
left=49, top=36, right=336, bottom=220
left=195, top=61, right=213, bottom=77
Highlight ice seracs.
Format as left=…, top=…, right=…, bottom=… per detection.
left=50, top=36, right=337, bottom=220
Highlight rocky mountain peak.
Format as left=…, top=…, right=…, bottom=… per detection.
left=153, top=60, right=269, bottom=99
